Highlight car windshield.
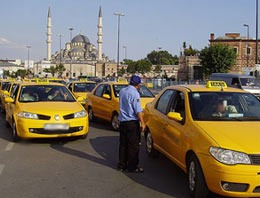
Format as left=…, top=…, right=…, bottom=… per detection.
left=240, top=78, right=260, bottom=87
left=74, top=83, right=96, bottom=92
left=189, top=92, right=260, bottom=121
left=1, top=82, right=11, bottom=91
left=49, top=80, right=66, bottom=85
left=19, top=85, right=76, bottom=102
left=113, top=84, right=154, bottom=98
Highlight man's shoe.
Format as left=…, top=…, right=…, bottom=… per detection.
left=127, top=167, right=144, bottom=173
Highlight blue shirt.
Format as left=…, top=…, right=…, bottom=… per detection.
left=118, top=85, right=143, bottom=122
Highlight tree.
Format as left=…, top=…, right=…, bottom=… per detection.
left=118, top=67, right=126, bottom=76
left=136, top=59, right=152, bottom=74
left=199, top=44, right=237, bottom=77
left=56, top=64, right=65, bottom=77
left=43, top=66, right=56, bottom=77
left=16, top=69, right=27, bottom=78
left=184, top=45, right=199, bottom=56
left=183, top=41, right=187, bottom=49
left=147, top=50, right=178, bottom=65
left=154, top=64, right=162, bottom=73
left=125, top=59, right=138, bottom=74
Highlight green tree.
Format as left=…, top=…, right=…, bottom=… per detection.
left=16, top=69, right=27, bottom=78
left=199, top=44, right=237, bottom=77
left=154, top=64, right=162, bottom=73
left=136, top=59, right=152, bottom=74
left=56, top=64, right=66, bottom=77
left=183, top=41, right=187, bottom=49
left=3, top=70, right=10, bottom=77
left=43, top=66, right=56, bottom=77
left=147, top=50, right=178, bottom=65
left=118, top=67, right=126, bottom=76
left=184, top=45, right=199, bottom=56
left=126, top=59, right=138, bottom=74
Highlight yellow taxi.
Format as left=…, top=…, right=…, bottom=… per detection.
left=5, top=82, right=88, bottom=142
left=144, top=81, right=260, bottom=198
left=68, top=80, right=96, bottom=105
left=48, top=78, right=66, bottom=85
left=1, top=82, right=20, bottom=113
left=0, top=80, right=15, bottom=112
left=86, top=81, right=155, bottom=130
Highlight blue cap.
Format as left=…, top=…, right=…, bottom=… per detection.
left=130, top=75, right=141, bottom=84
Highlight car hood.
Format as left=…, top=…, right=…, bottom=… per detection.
left=243, top=87, right=260, bottom=94
left=195, top=121, right=260, bottom=154
left=20, top=102, right=84, bottom=116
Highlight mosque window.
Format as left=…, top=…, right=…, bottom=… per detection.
left=73, top=73, right=76, bottom=77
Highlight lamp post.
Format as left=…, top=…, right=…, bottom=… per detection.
left=26, top=45, right=31, bottom=75
left=256, top=0, right=259, bottom=77
left=123, top=46, right=127, bottom=60
left=57, top=34, right=64, bottom=66
left=158, top=47, right=162, bottom=65
left=114, top=12, right=125, bottom=74
left=244, top=24, right=249, bottom=67
left=69, top=28, right=74, bottom=78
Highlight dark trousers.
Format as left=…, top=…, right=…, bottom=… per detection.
left=118, top=120, right=140, bottom=171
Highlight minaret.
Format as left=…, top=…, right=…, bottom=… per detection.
left=97, top=6, right=103, bottom=61
left=46, top=6, right=52, bottom=61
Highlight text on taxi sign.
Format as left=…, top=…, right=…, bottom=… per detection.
left=206, top=81, right=227, bottom=88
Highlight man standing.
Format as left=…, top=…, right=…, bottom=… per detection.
left=118, top=75, right=146, bottom=173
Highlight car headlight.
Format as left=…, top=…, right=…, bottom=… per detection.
left=209, top=147, right=251, bottom=165
left=74, top=110, right=87, bottom=118
left=17, top=111, right=39, bottom=119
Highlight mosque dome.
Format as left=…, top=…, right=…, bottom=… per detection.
left=71, top=34, right=90, bottom=44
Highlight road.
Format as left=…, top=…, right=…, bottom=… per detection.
left=0, top=113, right=223, bottom=198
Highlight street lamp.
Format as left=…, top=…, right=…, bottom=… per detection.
left=256, top=0, right=259, bottom=77
left=123, top=46, right=127, bottom=60
left=69, top=28, right=74, bottom=78
left=114, top=12, right=125, bottom=74
left=26, top=45, right=31, bottom=75
left=244, top=24, right=249, bottom=67
left=158, top=47, right=163, bottom=65
left=57, top=34, right=64, bottom=66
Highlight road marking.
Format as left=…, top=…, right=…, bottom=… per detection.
left=0, top=164, right=5, bottom=175
left=5, top=143, right=14, bottom=151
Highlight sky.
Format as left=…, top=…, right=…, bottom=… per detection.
left=0, top=0, right=257, bottom=62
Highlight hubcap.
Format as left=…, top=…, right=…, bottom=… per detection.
left=112, top=115, right=119, bottom=129
left=146, top=133, right=153, bottom=153
left=189, top=161, right=196, bottom=191
left=12, top=123, right=16, bottom=138
left=88, top=109, right=93, bottom=120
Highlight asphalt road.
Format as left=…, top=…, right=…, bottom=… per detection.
left=0, top=113, right=224, bottom=198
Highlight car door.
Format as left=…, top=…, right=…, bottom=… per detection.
left=98, top=84, right=114, bottom=121
left=149, top=89, right=176, bottom=150
left=91, top=84, right=105, bottom=118
left=162, top=90, right=187, bottom=166
left=6, top=84, right=19, bottom=124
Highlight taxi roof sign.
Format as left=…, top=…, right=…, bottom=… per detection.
left=117, top=78, right=128, bottom=83
left=206, top=81, right=227, bottom=88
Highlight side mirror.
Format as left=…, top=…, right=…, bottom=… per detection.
left=5, top=97, right=14, bottom=103
left=102, top=94, right=111, bottom=99
left=167, top=112, right=183, bottom=122
left=3, top=90, right=9, bottom=95
left=77, top=96, right=85, bottom=102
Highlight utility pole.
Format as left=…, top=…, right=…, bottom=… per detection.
left=69, top=28, right=74, bottom=78
left=114, top=12, right=125, bottom=75
left=244, top=24, right=249, bottom=67
left=57, top=34, right=64, bottom=66
left=26, top=45, right=31, bottom=75
left=123, top=46, right=127, bottom=60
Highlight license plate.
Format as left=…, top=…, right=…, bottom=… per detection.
left=44, top=124, right=69, bottom=130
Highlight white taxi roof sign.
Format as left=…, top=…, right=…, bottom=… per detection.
left=206, top=81, right=227, bottom=88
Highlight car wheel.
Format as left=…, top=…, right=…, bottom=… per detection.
left=188, top=154, right=208, bottom=198
left=88, top=107, right=95, bottom=122
left=145, top=130, right=159, bottom=158
left=12, top=121, right=20, bottom=142
left=111, top=113, right=120, bottom=131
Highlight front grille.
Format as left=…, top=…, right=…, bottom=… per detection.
left=63, top=113, right=74, bottom=120
left=29, top=126, right=83, bottom=135
left=249, top=155, right=260, bottom=165
left=37, top=114, right=51, bottom=120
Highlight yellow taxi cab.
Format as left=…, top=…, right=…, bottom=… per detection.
left=0, top=80, right=16, bottom=112
left=143, top=81, right=260, bottom=198
left=48, top=78, right=66, bottom=85
left=67, top=80, right=96, bottom=106
left=5, top=82, right=88, bottom=142
left=1, top=82, right=20, bottom=113
left=86, top=81, right=155, bottom=130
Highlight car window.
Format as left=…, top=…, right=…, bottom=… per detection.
left=1, top=82, right=11, bottom=91
left=19, top=85, right=75, bottom=102
left=74, top=83, right=96, bottom=92
left=11, top=85, right=19, bottom=101
left=103, top=85, right=111, bottom=97
left=169, top=91, right=186, bottom=120
left=139, top=86, right=154, bottom=98
left=94, top=84, right=105, bottom=97
left=156, top=89, right=175, bottom=114
left=113, top=84, right=128, bottom=97
left=189, top=92, right=260, bottom=121
left=68, top=83, right=72, bottom=91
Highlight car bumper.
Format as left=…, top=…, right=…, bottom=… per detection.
left=198, top=153, right=260, bottom=197
left=15, top=116, right=88, bottom=138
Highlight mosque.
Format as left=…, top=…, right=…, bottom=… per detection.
left=34, top=6, right=117, bottom=78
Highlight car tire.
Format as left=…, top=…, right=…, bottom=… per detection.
left=12, top=121, right=20, bottom=142
left=188, top=154, right=208, bottom=198
left=111, top=113, right=120, bottom=131
left=88, top=107, right=95, bottom=122
left=145, top=130, right=159, bottom=158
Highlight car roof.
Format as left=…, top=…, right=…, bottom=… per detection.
left=72, top=81, right=96, bottom=84
left=20, top=82, right=66, bottom=86
left=99, top=81, right=129, bottom=85
left=211, top=73, right=256, bottom=79
left=166, top=84, right=247, bottom=93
